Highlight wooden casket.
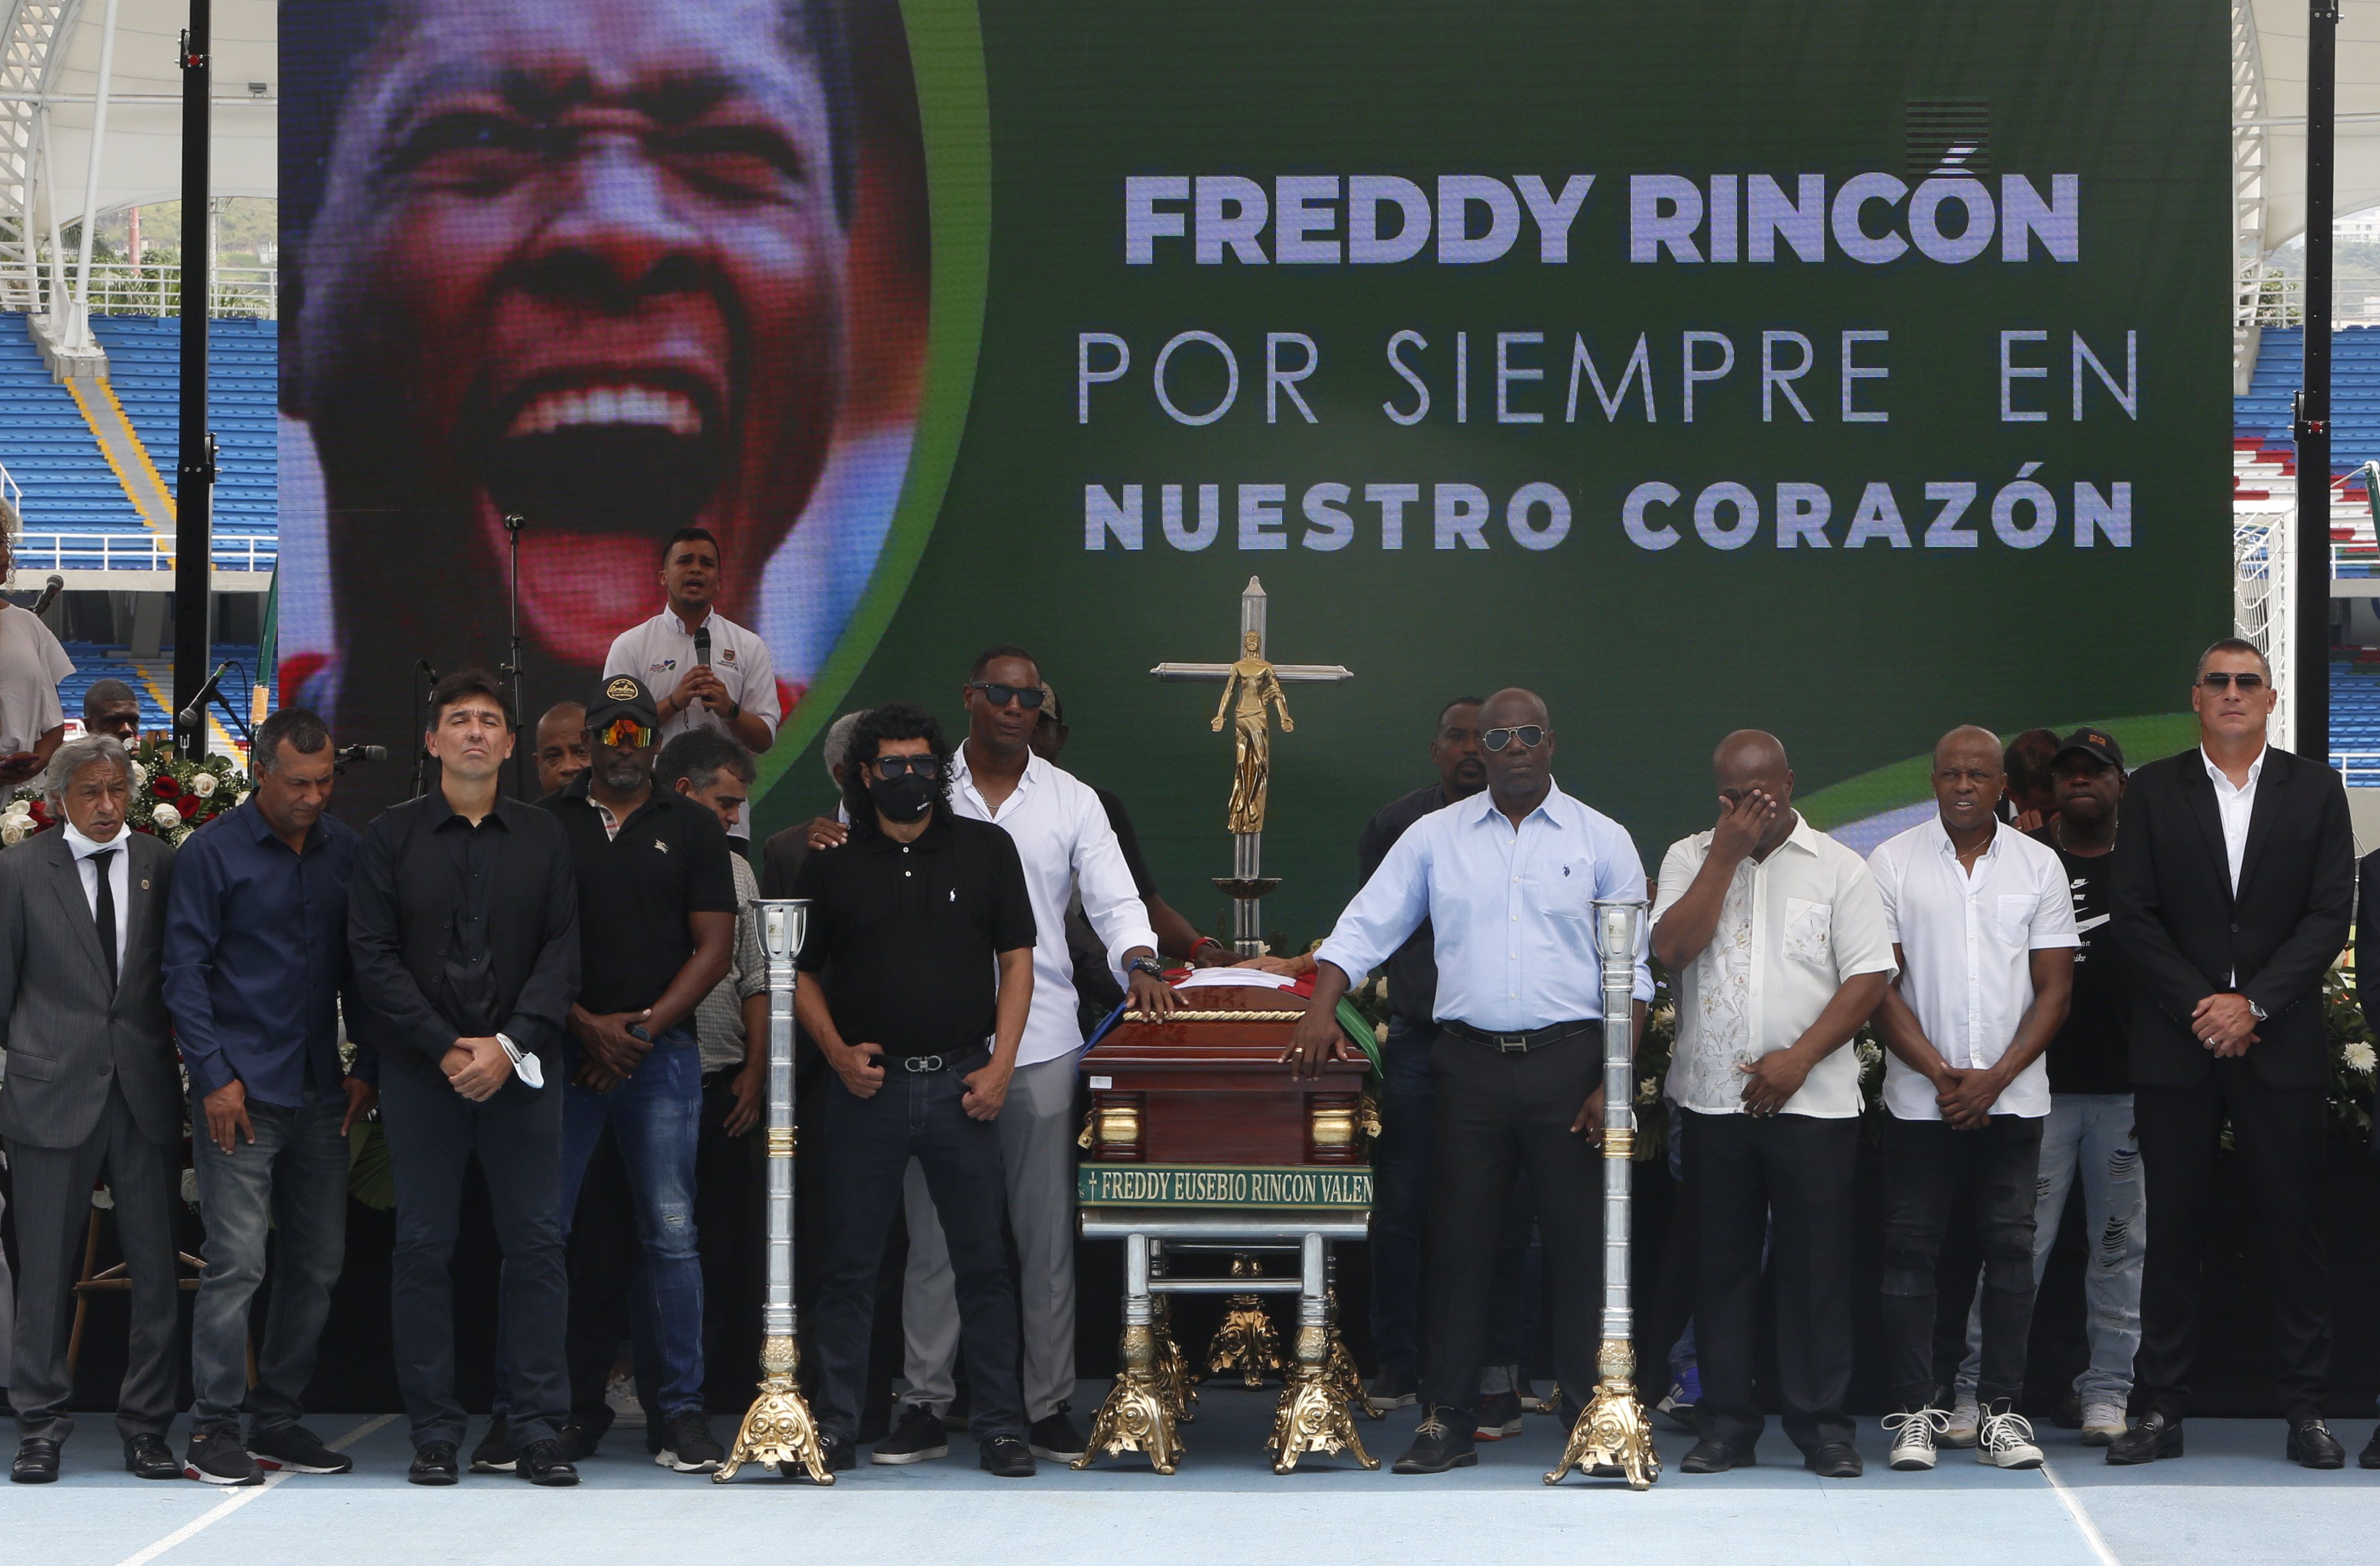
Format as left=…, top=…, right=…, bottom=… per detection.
left=1075, top=983, right=1373, bottom=1210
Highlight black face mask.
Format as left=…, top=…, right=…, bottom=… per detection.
left=867, top=773, right=936, bottom=823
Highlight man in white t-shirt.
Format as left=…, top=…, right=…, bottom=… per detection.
left=604, top=529, right=779, bottom=839
left=1867, top=726, right=2076, bottom=1475
left=0, top=536, right=72, bottom=786
left=1652, top=730, right=1894, bottom=1480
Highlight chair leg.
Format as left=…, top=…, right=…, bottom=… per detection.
left=64, top=1207, right=102, bottom=1379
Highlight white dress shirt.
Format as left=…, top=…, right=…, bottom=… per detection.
left=1654, top=814, right=1897, bottom=1118
left=948, top=747, right=1158, bottom=1069
left=605, top=607, right=780, bottom=791
left=62, top=819, right=132, bottom=975
left=1315, top=781, right=1652, bottom=1032
left=2202, top=744, right=2264, bottom=894
left=1867, top=818, right=2078, bottom=1121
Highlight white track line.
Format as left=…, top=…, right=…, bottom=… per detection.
left=2039, top=1455, right=2123, bottom=1566
left=113, top=1414, right=398, bottom=1566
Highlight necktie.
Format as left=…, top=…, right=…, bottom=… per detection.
left=91, top=845, right=118, bottom=988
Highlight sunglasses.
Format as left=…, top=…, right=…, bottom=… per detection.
left=597, top=717, right=653, bottom=748
left=871, top=755, right=942, bottom=779
left=2199, top=671, right=2266, bottom=691
left=968, top=681, right=1047, bottom=710
left=1482, top=725, right=1547, bottom=752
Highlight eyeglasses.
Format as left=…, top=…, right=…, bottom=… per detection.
left=968, top=682, right=1047, bottom=710
left=871, top=755, right=942, bottom=779
left=2199, top=671, right=2266, bottom=691
left=598, top=717, right=653, bottom=748
left=1482, top=725, right=1547, bottom=752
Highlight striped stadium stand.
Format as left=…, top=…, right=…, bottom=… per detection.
left=0, top=312, right=141, bottom=537
left=59, top=642, right=275, bottom=748
left=89, top=315, right=278, bottom=541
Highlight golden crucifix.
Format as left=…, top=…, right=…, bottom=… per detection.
left=1211, top=629, right=1294, bottom=835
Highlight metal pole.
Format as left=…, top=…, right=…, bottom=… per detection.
left=716, top=898, right=833, bottom=1484
left=172, top=0, right=214, bottom=752
left=1548, top=897, right=1659, bottom=1489
left=2296, top=0, right=2339, bottom=762
left=67, top=0, right=121, bottom=350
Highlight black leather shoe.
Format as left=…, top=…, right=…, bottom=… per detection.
left=1680, top=1437, right=1753, bottom=1473
left=408, top=1441, right=460, bottom=1485
left=11, top=1437, right=60, bottom=1484
left=2287, top=1419, right=2346, bottom=1470
left=123, top=1433, right=180, bottom=1480
left=2105, top=1411, right=2183, bottom=1466
left=517, top=1438, right=580, bottom=1486
left=1391, top=1407, right=1477, bottom=1474
left=1804, top=1442, right=1863, bottom=1479
left=978, top=1435, right=1036, bottom=1477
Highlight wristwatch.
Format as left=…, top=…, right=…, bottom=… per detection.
left=1128, top=954, right=1168, bottom=981
left=494, top=1031, right=546, bottom=1089
left=2246, top=998, right=2269, bottom=1022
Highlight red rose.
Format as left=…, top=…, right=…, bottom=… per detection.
left=152, top=775, right=182, bottom=800
left=28, top=800, right=47, bottom=823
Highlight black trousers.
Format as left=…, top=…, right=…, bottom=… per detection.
left=1421, top=1027, right=1604, bottom=1415
left=1879, top=1114, right=2043, bottom=1410
left=380, top=1059, right=571, bottom=1449
left=812, top=1057, right=1024, bottom=1444
left=2134, top=1065, right=2330, bottom=1423
left=1685, top=1109, right=1859, bottom=1451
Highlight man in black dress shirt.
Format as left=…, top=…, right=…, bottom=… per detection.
left=793, top=702, right=1039, bottom=1478
left=348, top=669, right=582, bottom=1487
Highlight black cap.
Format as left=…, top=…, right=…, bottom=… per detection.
left=586, top=674, right=660, bottom=732
left=2053, top=726, right=2125, bottom=773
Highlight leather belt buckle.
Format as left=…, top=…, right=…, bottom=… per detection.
left=904, top=1054, right=944, bottom=1074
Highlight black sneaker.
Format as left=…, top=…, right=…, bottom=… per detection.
left=555, top=1420, right=601, bottom=1463
left=469, top=1418, right=517, bottom=1473
left=978, top=1435, right=1036, bottom=1477
left=872, top=1403, right=951, bottom=1465
left=1366, top=1366, right=1420, bottom=1413
left=1473, top=1390, right=1525, bottom=1441
left=517, top=1438, right=580, bottom=1486
left=656, top=1410, right=724, bottom=1473
left=124, top=1433, right=182, bottom=1481
left=1027, top=1406, right=1087, bottom=1463
left=1392, top=1407, right=1478, bottom=1474
left=247, top=1424, right=352, bottom=1475
left=183, top=1428, right=264, bottom=1486
left=409, top=1441, right=460, bottom=1486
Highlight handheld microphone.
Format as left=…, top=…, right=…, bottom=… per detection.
left=28, top=574, right=63, bottom=617
left=175, top=660, right=235, bottom=734
left=335, top=743, right=389, bottom=764
left=693, top=626, right=711, bottom=667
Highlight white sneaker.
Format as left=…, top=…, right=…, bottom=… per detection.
left=1978, top=1407, right=2044, bottom=1469
left=1884, top=1408, right=1948, bottom=1471
left=1940, top=1394, right=1981, bottom=1449
left=2079, top=1403, right=2127, bottom=1446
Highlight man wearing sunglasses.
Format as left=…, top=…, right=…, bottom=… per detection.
left=542, top=675, right=737, bottom=1475
left=2109, top=638, right=2355, bottom=1470
left=1288, top=688, right=1652, bottom=1475
left=888, top=646, right=1166, bottom=1467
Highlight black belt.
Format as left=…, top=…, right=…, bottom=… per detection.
left=897, top=1046, right=990, bottom=1074
left=1441, top=1018, right=1600, bottom=1054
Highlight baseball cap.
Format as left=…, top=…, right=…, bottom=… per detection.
left=2053, top=726, right=2125, bottom=773
left=585, top=674, right=660, bottom=735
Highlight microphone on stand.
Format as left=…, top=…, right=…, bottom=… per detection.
left=335, top=744, right=389, bottom=765
left=28, top=574, right=64, bottom=617
left=175, top=660, right=235, bottom=735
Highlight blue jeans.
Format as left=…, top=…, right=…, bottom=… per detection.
left=1369, top=1019, right=1540, bottom=1380
left=560, top=1030, right=705, bottom=1417
left=188, top=1086, right=352, bottom=1436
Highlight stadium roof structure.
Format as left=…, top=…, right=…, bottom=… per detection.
left=0, top=0, right=274, bottom=336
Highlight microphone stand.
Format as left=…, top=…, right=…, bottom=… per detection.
left=411, top=660, right=438, bottom=801
left=502, top=512, right=528, bottom=799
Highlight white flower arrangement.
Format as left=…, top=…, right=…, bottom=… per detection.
left=2344, top=1039, right=2378, bottom=1076
left=128, top=761, right=146, bottom=787
left=188, top=772, right=217, bottom=798
left=151, top=801, right=182, bottom=832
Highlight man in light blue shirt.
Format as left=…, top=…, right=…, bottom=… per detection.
left=1288, top=688, right=1650, bottom=1475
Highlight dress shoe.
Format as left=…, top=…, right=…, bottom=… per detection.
left=516, top=1438, right=580, bottom=1486
left=978, top=1435, right=1035, bottom=1477
left=2104, top=1411, right=2183, bottom=1466
left=1804, top=1442, right=1863, bottom=1479
left=11, top=1437, right=61, bottom=1484
left=124, top=1433, right=181, bottom=1481
left=408, top=1441, right=460, bottom=1485
left=1391, top=1407, right=1477, bottom=1474
left=1680, top=1437, right=1753, bottom=1473
left=2287, top=1418, right=2346, bottom=1470
left=2359, top=1425, right=2380, bottom=1470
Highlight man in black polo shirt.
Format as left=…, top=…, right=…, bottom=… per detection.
left=793, top=703, right=1038, bottom=1479
left=542, top=675, right=735, bottom=1474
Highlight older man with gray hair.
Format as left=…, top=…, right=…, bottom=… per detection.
left=0, top=735, right=181, bottom=1484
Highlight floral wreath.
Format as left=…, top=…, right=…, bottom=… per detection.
left=3, top=739, right=251, bottom=847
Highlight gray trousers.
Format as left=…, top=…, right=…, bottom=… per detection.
left=8, top=1086, right=182, bottom=1442
left=899, top=1053, right=1075, bottom=1423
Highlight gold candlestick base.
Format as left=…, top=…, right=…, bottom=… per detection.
left=1267, top=1326, right=1379, bottom=1474
left=1544, top=1345, right=1660, bottom=1490
left=1321, top=1291, right=1375, bottom=1419
left=715, top=1337, right=835, bottom=1484
left=1151, top=1296, right=1198, bottom=1421
left=1076, top=1323, right=1184, bottom=1474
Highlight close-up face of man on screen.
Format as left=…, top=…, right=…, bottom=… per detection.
left=292, top=0, right=847, bottom=749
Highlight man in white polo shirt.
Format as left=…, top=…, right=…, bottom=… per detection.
left=604, top=529, right=778, bottom=838
left=1867, top=725, right=2075, bottom=1475
left=1652, top=730, right=1894, bottom=1481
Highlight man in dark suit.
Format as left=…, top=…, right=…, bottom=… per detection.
left=0, top=735, right=181, bottom=1483
left=2108, top=637, right=2354, bottom=1470
left=349, top=669, right=583, bottom=1488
